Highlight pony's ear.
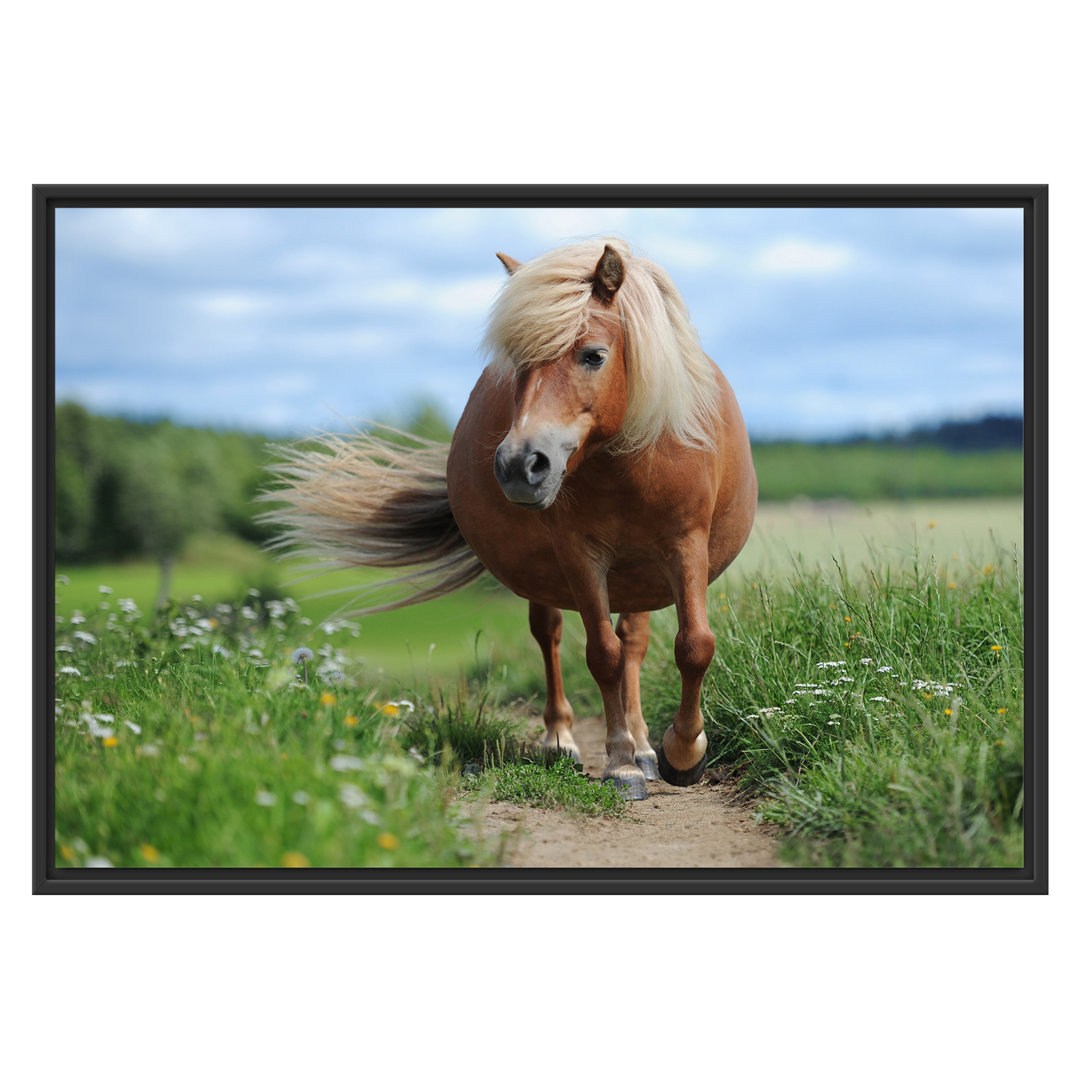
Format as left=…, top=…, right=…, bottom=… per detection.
left=592, top=244, right=624, bottom=305
left=496, top=252, right=522, bottom=275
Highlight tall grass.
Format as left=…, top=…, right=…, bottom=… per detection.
left=53, top=587, right=501, bottom=868
left=642, top=544, right=1024, bottom=867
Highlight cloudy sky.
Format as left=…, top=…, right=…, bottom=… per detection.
left=54, top=203, right=1024, bottom=440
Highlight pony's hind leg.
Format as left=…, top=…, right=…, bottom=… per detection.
left=528, top=602, right=579, bottom=762
left=616, top=612, right=660, bottom=781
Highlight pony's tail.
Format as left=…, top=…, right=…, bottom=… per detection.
left=258, top=426, right=485, bottom=615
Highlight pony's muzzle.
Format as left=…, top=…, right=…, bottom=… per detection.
left=494, top=439, right=564, bottom=508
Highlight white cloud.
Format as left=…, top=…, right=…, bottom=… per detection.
left=524, top=208, right=633, bottom=243
left=427, top=275, right=503, bottom=318
left=190, top=290, right=269, bottom=318
left=59, top=207, right=267, bottom=261
left=752, top=238, right=856, bottom=275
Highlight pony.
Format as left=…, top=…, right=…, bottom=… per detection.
left=264, top=238, right=757, bottom=800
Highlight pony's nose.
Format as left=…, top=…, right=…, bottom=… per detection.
left=494, top=443, right=552, bottom=502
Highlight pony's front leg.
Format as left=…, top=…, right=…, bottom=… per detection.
left=657, top=535, right=715, bottom=786
left=528, top=602, right=579, bottom=762
left=616, top=611, right=660, bottom=780
left=563, top=568, right=648, bottom=800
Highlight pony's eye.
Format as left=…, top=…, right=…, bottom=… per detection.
left=580, top=348, right=607, bottom=369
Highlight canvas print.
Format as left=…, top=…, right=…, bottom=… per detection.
left=49, top=197, right=1028, bottom=877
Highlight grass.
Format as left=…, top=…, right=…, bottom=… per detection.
left=460, top=755, right=630, bottom=817
left=53, top=589, right=504, bottom=868
left=753, top=443, right=1022, bottom=501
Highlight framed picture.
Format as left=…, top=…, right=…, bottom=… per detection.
left=34, top=184, right=1047, bottom=893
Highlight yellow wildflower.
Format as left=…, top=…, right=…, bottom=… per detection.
left=281, top=851, right=310, bottom=868
left=377, top=833, right=399, bottom=851
left=990, top=645, right=1003, bottom=652
left=140, top=843, right=159, bottom=863
left=320, top=691, right=337, bottom=706
left=344, top=714, right=359, bottom=727
left=102, top=736, right=118, bottom=748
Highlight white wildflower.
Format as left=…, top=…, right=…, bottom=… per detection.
left=338, top=783, right=367, bottom=809
left=73, top=630, right=97, bottom=645
left=254, top=790, right=277, bottom=807
left=57, top=666, right=82, bottom=676
left=816, top=660, right=846, bottom=669
left=98, top=585, right=113, bottom=595
left=80, top=712, right=115, bottom=737
left=330, top=754, right=366, bottom=772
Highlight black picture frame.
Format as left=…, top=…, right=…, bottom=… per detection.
left=33, top=183, right=1048, bottom=895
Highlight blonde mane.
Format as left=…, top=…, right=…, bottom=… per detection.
left=482, top=238, right=719, bottom=452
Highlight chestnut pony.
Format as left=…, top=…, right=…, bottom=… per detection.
left=265, top=239, right=757, bottom=799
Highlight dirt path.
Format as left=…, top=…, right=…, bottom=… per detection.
left=478, top=714, right=781, bottom=868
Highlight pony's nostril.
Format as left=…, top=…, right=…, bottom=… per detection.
left=524, top=451, right=550, bottom=485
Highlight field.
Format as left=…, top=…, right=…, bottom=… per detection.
left=53, top=496, right=1024, bottom=870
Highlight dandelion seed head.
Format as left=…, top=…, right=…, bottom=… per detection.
left=291, top=647, right=314, bottom=664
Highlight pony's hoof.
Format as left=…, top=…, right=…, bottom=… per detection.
left=657, top=743, right=708, bottom=787
left=635, top=752, right=661, bottom=781
left=607, top=773, right=649, bottom=800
